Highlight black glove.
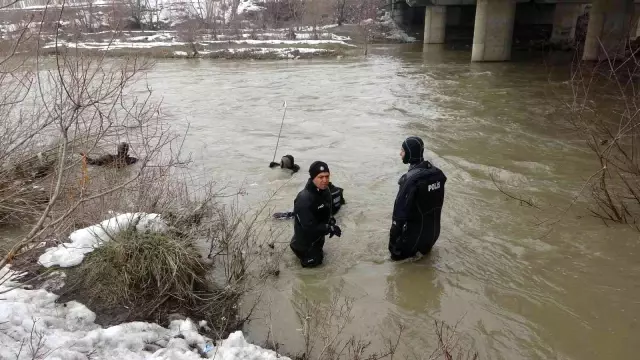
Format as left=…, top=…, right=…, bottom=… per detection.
left=328, top=217, right=336, bottom=226
left=328, top=224, right=342, bottom=238
left=269, top=162, right=280, bottom=168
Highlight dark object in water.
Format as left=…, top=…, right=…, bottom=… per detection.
left=82, top=142, right=138, bottom=168
left=269, top=154, right=300, bottom=173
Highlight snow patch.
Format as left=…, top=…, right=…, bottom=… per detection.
left=0, top=265, right=288, bottom=359
left=379, top=12, right=416, bottom=43
left=205, top=47, right=329, bottom=58
left=38, top=212, right=167, bottom=268
left=174, top=50, right=189, bottom=56
left=127, top=33, right=175, bottom=42
left=201, top=39, right=354, bottom=47
left=276, top=24, right=339, bottom=32
left=44, top=40, right=186, bottom=49
left=237, top=0, right=265, bottom=14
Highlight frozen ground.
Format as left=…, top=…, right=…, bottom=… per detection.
left=0, top=213, right=288, bottom=359
left=1, top=1, right=414, bottom=61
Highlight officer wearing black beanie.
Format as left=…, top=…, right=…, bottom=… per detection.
left=290, top=161, right=342, bottom=268
left=389, top=136, right=447, bottom=260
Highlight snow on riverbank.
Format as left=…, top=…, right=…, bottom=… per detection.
left=44, top=40, right=187, bottom=49
left=201, top=39, right=355, bottom=47
left=0, top=267, right=287, bottom=360
left=1, top=212, right=287, bottom=359
left=44, top=36, right=352, bottom=51
left=173, top=47, right=333, bottom=59
left=379, top=12, right=416, bottom=43
left=38, top=212, right=167, bottom=268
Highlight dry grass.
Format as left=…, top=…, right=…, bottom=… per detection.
left=68, top=229, right=206, bottom=307
left=55, top=211, right=244, bottom=337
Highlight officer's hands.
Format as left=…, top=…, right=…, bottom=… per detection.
left=389, top=221, right=403, bottom=242
left=269, top=162, right=279, bottom=168
left=329, top=224, right=342, bottom=238
left=327, top=218, right=341, bottom=238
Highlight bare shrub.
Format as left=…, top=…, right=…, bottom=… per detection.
left=562, top=48, right=640, bottom=229
left=429, top=320, right=478, bottom=360
left=290, top=280, right=403, bottom=360
left=353, top=0, right=380, bottom=55
left=276, top=281, right=477, bottom=360
left=0, top=3, right=186, bottom=270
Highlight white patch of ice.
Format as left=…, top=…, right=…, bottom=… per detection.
left=43, top=40, right=186, bottom=50
left=0, top=1, right=109, bottom=11
left=0, top=265, right=288, bottom=360
left=237, top=0, right=265, bottom=14
left=379, top=11, right=416, bottom=43
left=331, top=33, right=351, bottom=41
left=127, top=33, right=175, bottom=42
left=206, top=47, right=328, bottom=58
left=276, top=24, right=339, bottom=32
left=38, top=212, right=167, bottom=268
left=201, top=39, right=354, bottom=47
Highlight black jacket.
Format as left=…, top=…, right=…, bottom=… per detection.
left=328, top=182, right=346, bottom=215
left=390, top=161, right=447, bottom=256
left=291, top=179, right=333, bottom=253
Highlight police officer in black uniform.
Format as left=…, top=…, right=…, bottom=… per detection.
left=389, top=136, right=447, bottom=261
left=290, top=161, right=342, bottom=268
left=273, top=181, right=346, bottom=220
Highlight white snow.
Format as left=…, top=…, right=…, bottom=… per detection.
left=276, top=24, right=339, bottom=32
left=201, top=39, right=354, bottom=47
left=43, top=40, right=186, bottom=49
left=174, top=50, right=188, bottom=56
left=0, top=266, right=288, bottom=360
left=38, top=212, right=167, bottom=268
left=127, top=33, right=175, bottom=42
left=0, top=0, right=117, bottom=11
left=379, top=12, right=416, bottom=43
left=203, top=47, right=329, bottom=59
left=43, top=39, right=343, bottom=54
left=237, top=0, right=265, bottom=14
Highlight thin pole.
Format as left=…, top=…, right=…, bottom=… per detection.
left=272, top=101, right=288, bottom=163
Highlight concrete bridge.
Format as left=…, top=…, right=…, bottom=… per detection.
left=388, top=0, right=639, bottom=61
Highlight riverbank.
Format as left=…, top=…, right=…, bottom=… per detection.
left=1, top=264, right=284, bottom=359
left=0, top=211, right=285, bottom=359
left=1, top=0, right=417, bottom=60
left=39, top=29, right=358, bottom=59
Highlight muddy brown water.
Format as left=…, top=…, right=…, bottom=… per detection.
left=9, top=44, right=639, bottom=359
left=142, top=44, right=640, bottom=360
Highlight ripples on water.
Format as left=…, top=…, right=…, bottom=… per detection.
left=143, top=47, right=639, bottom=360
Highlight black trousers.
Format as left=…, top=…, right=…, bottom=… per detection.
left=290, top=243, right=324, bottom=268
left=389, top=236, right=436, bottom=261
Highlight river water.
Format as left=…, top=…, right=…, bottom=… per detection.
left=143, top=44, right=639, bottom=360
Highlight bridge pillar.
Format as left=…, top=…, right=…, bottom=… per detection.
left=471, top=0, right=516, bottom=61
left=550, top=4, right=585, bottom=46
left=583, top=0, right=635, bottom=61
left=424, top=6, right=447, bottom=44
